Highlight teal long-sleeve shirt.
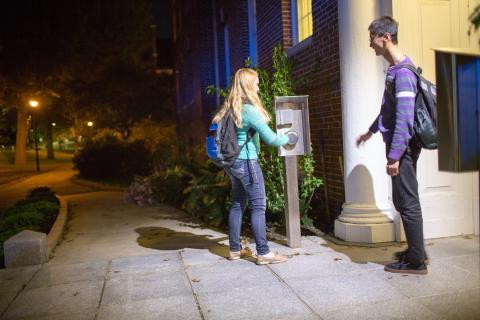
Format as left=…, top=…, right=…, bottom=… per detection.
left=237, top=104, right=289, bottom=160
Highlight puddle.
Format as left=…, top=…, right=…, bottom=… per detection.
left=135, top=227, right=230, bottom=258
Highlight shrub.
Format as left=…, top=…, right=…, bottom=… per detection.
left=73, top=137, right=152, bottom=181
left=124, top=176, right=157, bottom=206
left=0, top=188, right=60, bottom=267
left=150, top=166, right=191, bottom=207
left=180, top=161, right=230, bottom=227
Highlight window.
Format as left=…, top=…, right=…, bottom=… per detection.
left=247, top=0, right=258, bottom=66
left=291, top=0, right=312, bottom=45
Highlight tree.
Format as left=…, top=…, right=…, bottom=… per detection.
left=0, top=0, right=161, bottom=163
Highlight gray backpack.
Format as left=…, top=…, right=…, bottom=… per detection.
left=399, top=64, right=438, bottom=150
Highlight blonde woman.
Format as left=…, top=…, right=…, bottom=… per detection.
left=213, top=68, right=290, bottom=265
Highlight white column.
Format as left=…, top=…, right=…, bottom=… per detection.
left=335, top=0, right=395, bottom=243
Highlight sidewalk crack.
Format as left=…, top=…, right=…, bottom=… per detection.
left=93, top=260, right=111, bottom=320
left=179, top=251, right=205, bottom=320
left=267, top=265, right=324, bottom=320
left=0, top=265, right=42, bottom=319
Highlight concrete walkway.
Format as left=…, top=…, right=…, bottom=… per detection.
left=0, top=189, right=479, bottom=320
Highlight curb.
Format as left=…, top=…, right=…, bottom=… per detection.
left=46, top=195, right=68, bottom=259
left=69, top=176, right=126, bottom=192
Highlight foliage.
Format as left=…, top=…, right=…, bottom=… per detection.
left=0, top=187, right=60, bottom=267
left=128, top=119, right=179, bottom=172
left=128, top=160, right=231, bottom=227
left=124, top=176, right=157, bottom=207
left=73, top=137, right=152, bottom=181
left=256, top=45, right=322, bottom=223
left=180, top=161, right=231, bottom=227
left=150, top=166, right=191, bottom=207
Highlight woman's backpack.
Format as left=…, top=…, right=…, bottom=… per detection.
left=206, top=112, right=255, bottom=168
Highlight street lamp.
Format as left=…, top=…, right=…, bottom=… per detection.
left=87, top=121, right=93, bottom=127
left=29, top=100, right=40, bottom=173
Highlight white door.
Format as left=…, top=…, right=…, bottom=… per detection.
left=393, top=0, right=480, bottom=238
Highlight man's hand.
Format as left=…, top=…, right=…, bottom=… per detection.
left=356, top=131, right=373, bottom=147
left=386, top=159, right=400, bottom=176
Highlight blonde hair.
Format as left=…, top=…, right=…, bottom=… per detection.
left=213, top=68, right=271, bottom=127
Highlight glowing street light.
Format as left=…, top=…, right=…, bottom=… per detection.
left=87, top=121, right=94, bottom=127
left=29, top=99, right=40, bottom=173
left=52, top=122, right=56, bottom=126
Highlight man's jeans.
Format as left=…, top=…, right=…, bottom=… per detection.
left=391, top=142, right=426, bottom=265
left=225, top=159, right=269, bottom=255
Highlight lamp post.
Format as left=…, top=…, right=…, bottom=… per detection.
left=29, top=100, right=40, bottom=173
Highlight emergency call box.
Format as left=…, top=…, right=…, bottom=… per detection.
left=274, top=96, right=311, bottom=157
left=435, top=48, right=480, bottom=172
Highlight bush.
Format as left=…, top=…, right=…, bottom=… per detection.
left=0, top=187, right=60, bottom=267
left=150, top=166, right=191, bottom=207
left=124, top=176, right=157, bottom=206
left=180, top=161, right=230, bottom=227
left=73, top=137, right=152, bottom=181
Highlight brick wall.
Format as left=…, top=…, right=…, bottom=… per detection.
left=256, top=1, right=288, bottom=69
left=287, top=0, right=344, bottom=223
left=173, top=0, right=216, bottom=150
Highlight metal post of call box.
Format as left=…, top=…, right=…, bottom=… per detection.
left=274, top=96, right=311, bottom=248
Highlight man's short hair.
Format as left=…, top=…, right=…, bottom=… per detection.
left=368, top=16, right=398, bottom=44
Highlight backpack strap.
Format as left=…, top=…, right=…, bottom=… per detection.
left=239, top=128, right=256, bottom=149
left=398, top=63, right=421, bottom=77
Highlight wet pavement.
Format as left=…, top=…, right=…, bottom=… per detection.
left=0, top=164, right=479, bottom=319
left=0, top=190, right=478, bottom=320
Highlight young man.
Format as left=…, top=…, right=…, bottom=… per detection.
left=356, top=16, right=428, bottom=275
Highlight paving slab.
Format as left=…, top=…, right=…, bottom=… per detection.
left=268, top=251, right=364, bottom=280
left=415, top=287, right=480, bottom=320
left=15, top=309, right=96, bottom=320
left=109, top=252, right=182, bottom=274
left=97, top=295, right=201, bottom=320
left=2, top=281, right=102, bottom=319
left=283, top=270, right=405, bottom=315
left=185, top=259, right=281, bottom=294
left=424, top=236, right=479, bottom=260
left=26, top=260, right=108, bottom=290
left=371, top=258, right=480, bottom=298
left=181, top=248, right=227, bottom=267
left=0, top=265, right=40, bottom=315
left=101, top=269, right=192, bottom=306
left=322, top=298, right=440, bottom=320
left=195, top=280, right=320, bottom=320
left=444, top=254, right=480, bottom=275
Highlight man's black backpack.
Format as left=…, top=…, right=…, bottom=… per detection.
left=205, top=111, right=255, bottom=168
left=399, top=64, right=438, bottom=150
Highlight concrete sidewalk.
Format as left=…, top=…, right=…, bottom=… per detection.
left=0, top=191, right=479, bottom=320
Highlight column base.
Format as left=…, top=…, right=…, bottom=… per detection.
left=334, top=219, right=395, bottom=243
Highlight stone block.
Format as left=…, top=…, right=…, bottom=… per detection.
left=4, top=230, right=48, bottom=268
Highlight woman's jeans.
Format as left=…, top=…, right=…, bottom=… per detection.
left=225, top=159, right=269, bottom=255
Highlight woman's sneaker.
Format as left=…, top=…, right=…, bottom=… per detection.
left=256, top=252, right=287, bottom=265
left=228, top=247, right=253, bottom=260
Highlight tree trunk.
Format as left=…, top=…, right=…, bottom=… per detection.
left=46, top=121, right=54, bottom=159
left=15, top=108, right=28, bottom=165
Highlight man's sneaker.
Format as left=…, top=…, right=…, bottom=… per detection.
left=256, top=252, right=287, bottom=265
left=384, top=258, right=428, bottom=275
left=394, top=249, right=430, bottom=265
left=228, top=247, right=253, bottom=260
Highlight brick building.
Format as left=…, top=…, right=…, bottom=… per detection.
left=172, top=0, right=480, bottom=242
